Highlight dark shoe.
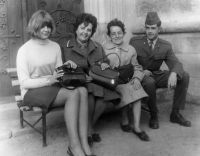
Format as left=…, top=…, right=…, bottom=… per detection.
left=170, top=113, right=191, bottom=127
left=132, top=129, right=150, bottom=141
left=120, top=124, right=133, bottom=132
left=149, top=113, right=159, bottom=129
left=87, top=136, right=93, bottom=146
left=92, top=133, right=101, bottom=142
left=67, top=147, right=74, bottom=156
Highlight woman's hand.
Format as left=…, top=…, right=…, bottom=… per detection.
left=131, top=78, right=141, bottom=90
left=86, top=74, right=93, bottom=82
left=48, top=70, right=64, bottom=86
left=101, top=63, right=110, bottom=70
left=64, top=60, right=77, bottom=69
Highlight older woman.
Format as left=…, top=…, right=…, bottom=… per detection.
left=17, top=10, right=94, bottom=156
left=63, top=13, right=120, bottom=145
left=103, top=19, right=149, bottom=141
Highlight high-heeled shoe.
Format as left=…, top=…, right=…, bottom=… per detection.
left=67, top=147, right=74, bottom=156
left=132, top=129, right=150, bottom=141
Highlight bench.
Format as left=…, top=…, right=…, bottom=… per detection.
left=6, top=68, right=63, bottom=147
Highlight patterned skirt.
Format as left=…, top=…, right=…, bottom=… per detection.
left=115, top=82, right=148, bottom=109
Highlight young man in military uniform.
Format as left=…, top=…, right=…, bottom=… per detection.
left=129, top=12, right=191, bottom=129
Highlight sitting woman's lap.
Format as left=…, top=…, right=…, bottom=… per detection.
left=24, top=85, right=61, bottom=112
left=51, top=87, right=80, bottom=108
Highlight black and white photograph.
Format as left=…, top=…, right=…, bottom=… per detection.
left=0, top=0, right=200, bottom=156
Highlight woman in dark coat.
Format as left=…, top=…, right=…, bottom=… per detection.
left=63, top=13, right=120, bottom=145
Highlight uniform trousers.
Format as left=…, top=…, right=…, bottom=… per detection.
left=141, top=70, right=189, bottom=113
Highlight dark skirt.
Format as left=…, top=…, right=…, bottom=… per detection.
left=24, top=85, right=62, bottom=113
left=87, top=82, right=120, bottom=103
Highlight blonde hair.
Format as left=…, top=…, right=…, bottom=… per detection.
left=27, top=10, right=56, bottom=39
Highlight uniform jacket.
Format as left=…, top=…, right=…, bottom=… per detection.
left=129, top=35, right=184, bottom=78
left=62, top=37, right=109, bottom=73
left=103, top=41, right=144, bottom=81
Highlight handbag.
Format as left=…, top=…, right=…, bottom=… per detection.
left=117, top=63, right=134, bottom=84
left=56, top=65, right=86, bottom=90
left=89, top=53, right=121, bottom=91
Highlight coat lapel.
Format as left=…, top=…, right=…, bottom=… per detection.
left=68, top=38, right=85, bottom=57
left=68, top=38, right=98, bottom=58
left=88, top=39, right=98, bottom=54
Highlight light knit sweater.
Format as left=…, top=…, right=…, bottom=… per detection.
left=16, top=39, right=62, bottom=99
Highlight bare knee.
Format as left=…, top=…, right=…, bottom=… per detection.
left=60, top=88, right=80, bottom=100
left=77, top=87, right=87, bottom=96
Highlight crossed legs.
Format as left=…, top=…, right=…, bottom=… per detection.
left=51, top=87, right=92, bottom=156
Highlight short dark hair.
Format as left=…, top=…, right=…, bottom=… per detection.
left=73, top=13, right=97, bottom=37
left=27, top=10, right=56, bottom=39
left=107, top=18, right=126, bottom=36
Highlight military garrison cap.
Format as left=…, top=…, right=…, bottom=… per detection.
left=145, top=12, right=160, bottom=25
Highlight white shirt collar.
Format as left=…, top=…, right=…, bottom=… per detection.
left=147, top=38, right=158, bottom=46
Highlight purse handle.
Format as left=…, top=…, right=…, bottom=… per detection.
left=94, top=53, right=121, bottom=69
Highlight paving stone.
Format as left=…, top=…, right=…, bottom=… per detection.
left=0, top=127, right=12, bottom=141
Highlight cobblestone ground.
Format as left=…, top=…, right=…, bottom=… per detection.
left=0, top=102, right=200, bottom=156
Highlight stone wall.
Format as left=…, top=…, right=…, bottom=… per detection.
left=84, top=0, right=200, bottom=105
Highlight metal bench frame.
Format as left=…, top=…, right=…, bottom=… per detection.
left=7, top=68, right=50, bottom=147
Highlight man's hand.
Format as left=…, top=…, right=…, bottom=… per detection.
left=144, top=70, right=152, bottom=76
left=168, top=72, right=177, bottom=90
left=131, top=78, right=141, bottom=90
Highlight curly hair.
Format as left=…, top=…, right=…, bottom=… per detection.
left=73, top=13, right=97, bottom=37
left=27, top=10, right=56, bottom=39
left=107, top=18, right=126, bottom=36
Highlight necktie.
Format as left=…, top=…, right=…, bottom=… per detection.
left=149, top=41, right=153, bottom=51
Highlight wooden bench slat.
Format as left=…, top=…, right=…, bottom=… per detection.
left=7, top=68, right=18, bottom=78
left=15, top=95, right=22, bottom=102
left=12, top=80, right=20, bottom=87
left=6, top=68, right=17, bottom=73
left=33, top=107, right=42, bottom=112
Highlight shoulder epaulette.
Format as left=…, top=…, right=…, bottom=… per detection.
left=130, top=35, right=144, bottom=41
left=159, top=38, right=171, bottom=45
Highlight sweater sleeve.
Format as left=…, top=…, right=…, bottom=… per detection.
left=17, top=47, right=48, bottom=89
left=55, top=45, right=63, bottom=68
